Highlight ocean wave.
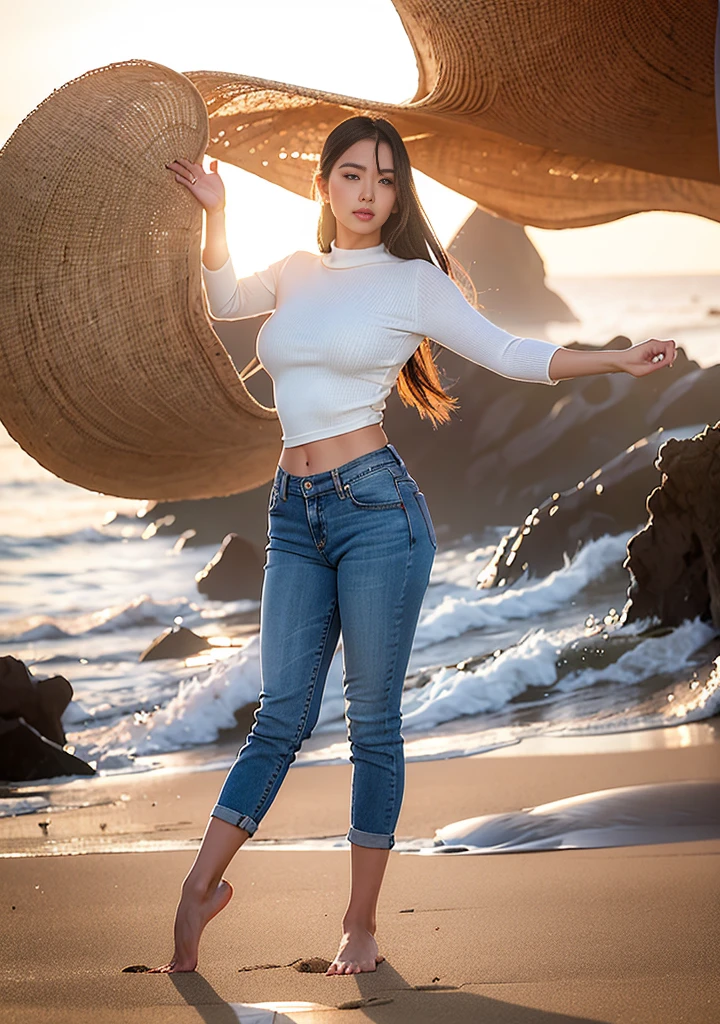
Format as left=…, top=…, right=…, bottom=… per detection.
left=414, top=532, right=632, bottom=649
left=0, top=593, right=255, bottom=643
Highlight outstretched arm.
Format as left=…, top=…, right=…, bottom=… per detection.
left=547, top=338, right=677, bottom=381
left=414, top=260, right=676, bottom=384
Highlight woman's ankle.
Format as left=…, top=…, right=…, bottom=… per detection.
left=181, top=873, right=220, bottom=900
left=342, top=913, right=377, bottom=935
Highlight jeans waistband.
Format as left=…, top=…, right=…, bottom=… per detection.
left=274, top=443, right=408, bottom=500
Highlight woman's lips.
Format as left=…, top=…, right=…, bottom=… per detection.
left=353, top=211, right=374, bottom=220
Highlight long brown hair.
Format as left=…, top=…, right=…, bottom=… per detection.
left=313, top=116, right=479, bottom=428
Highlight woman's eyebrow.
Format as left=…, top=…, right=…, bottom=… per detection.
left=338, top=161, right=395, bottom=174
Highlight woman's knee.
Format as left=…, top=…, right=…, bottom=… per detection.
left=347, top=716, right=403, bottom=751
left=248, top=701, right=306, bottom=752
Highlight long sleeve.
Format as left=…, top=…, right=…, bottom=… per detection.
left=201, top=252, right=293, bottom=320
left=413, top=259, right=561, bottom=385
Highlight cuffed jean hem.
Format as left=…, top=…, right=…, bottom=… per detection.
left=347, top=826, right=395, bottom=850
left=210, top=803, right=260, bottom=835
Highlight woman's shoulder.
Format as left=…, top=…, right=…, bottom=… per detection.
left=406, top=256, right=448, bottom=274
left=272, top=249, right=319, bottom=281
left=404, top=257, right=457, bottom=290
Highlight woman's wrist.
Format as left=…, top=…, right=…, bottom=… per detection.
left=548, top=346, right=627, bottom=381
left=205, top=204, right=226, bottom=219
left=608, top=348, right=630, bottom=374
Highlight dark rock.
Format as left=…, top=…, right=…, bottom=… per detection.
left=196, top=533, right=263, bottom=602
left=0, top=718, right=95, bottom=782
left=447, top=205, right=578, bottom=330
left=466, top=348, right=720, bottom=520
left=479, top=425, right=704, bottom=588
left=624, top=422, right=720, bottom=628
left=138, top=625, right=214, bottom=662
left=0, top=656, right=72, bottom=746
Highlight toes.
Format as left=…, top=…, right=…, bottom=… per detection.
left=326, top=955, right=382, bottom=975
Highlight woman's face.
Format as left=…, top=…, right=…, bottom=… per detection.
left=317, top=137, right=399, bottom=246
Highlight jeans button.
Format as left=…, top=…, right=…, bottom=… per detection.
left=303, top=481, right=312, bottom=490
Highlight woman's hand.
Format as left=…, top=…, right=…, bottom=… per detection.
left=165, top=157, right=226, bottom=214
left=618, top=338, right=677, bottom=378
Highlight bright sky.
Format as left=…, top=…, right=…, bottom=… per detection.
left=3, top=0, right=720, bottom=277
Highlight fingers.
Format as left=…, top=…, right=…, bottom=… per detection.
left=165, top=158, right=203, bottom=180
left=645, top=338, right=676, bottom=366
left=642, top=337, right=676, bottom=372
left=661, top=339, right=676, bottom=366
left=164, top=160, right=200, bottom=187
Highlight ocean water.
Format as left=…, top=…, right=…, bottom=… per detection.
left=1, top=274, right=719, bottom=803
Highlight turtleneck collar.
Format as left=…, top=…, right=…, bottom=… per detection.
left=320, top=238, right=398, bottom=269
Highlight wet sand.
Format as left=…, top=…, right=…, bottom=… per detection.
left=1, top=723, right=719, bottom=1023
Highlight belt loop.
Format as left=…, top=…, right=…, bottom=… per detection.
left=331, top=466, right=346, bottom=499
left=386, top=442, right=405, bottom=469
left=280, top=469, right=289, bottom=500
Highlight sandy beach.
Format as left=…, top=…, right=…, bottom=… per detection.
left=2, top=723, right=719, bottom=1023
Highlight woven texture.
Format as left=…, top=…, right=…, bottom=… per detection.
left=185, top=0, right=719, bottom=228
left=0, top=0, right=716, bottom=501
left=0, top=60, right=282, bottom=501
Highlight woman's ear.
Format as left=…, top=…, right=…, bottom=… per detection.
left=314, top=174, right=329, bottom=204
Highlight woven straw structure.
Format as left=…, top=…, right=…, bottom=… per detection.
left=0, top=0, right=716, bottom=501
left=185, top=0, right=719, bottom=229
left=0, top=60, right=282, bottom=501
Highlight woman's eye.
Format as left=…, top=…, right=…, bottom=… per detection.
left=342, top=173, right=394, bottom=186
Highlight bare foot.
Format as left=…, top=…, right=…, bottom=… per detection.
left=325, top=924, right=385, bottom=975
left=146, top=878, right=234, bottom=973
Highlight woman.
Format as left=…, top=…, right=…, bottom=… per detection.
left=152, top=116, right=675, bottom=976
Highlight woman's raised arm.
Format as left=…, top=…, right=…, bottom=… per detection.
left=165, top=156, right=287, bottom=321
left=165, top=156, right=228, bottom=268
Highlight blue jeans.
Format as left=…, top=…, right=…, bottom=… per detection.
left=210, top=442, right=436, bottom=849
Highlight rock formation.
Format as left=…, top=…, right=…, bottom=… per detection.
left=623, top=422, right=720, bottom=629
left=477, top=425, right=705, bottom=588
left=447, top=206, right=577, bottom=330
left=0, top=656, right=96, bottom=781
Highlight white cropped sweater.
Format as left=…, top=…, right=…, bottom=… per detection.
left=201, top=239, right=560, bottom=448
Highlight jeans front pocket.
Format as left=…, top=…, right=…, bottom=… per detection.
left=343, top=467, right=405, bottom=510
left=413, top=490, right=437, bottom=549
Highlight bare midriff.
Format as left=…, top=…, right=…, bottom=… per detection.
left=278, top=424, right=389, bottom=476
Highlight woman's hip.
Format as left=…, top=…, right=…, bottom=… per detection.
left=266, top=442, right=437, bottom=564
